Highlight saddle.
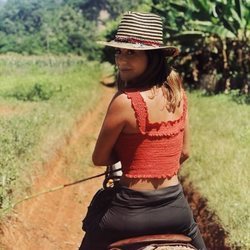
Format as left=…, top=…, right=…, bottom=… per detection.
left=107, top=234, right=196, bottom=250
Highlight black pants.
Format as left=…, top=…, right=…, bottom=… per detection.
left=79, top=184, right=206, bottom=250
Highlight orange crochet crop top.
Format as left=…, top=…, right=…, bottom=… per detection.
left=114, top=89, right=188, bottom=179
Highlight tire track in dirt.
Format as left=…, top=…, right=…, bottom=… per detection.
left=0, top=86, right=115, bottom=250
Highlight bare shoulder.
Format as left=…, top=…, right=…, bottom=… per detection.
left=108, top=90, right=131, bottom=111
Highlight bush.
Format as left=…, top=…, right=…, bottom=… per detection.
left=229, top=90, right=250, bottom=105
left=8, top=83, right=58, bottom=102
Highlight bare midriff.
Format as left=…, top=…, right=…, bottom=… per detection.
left=120, top=174, right=179, bottom=191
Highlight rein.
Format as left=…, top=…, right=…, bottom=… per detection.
left=4, top=167, right=122, bottom=211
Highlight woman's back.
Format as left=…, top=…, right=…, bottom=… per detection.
left=115, top=87, right=187, bottom=190
left=122, top=87, right=184, bottom=134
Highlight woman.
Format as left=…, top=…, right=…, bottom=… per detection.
left=80, top=12, right=206, bottom=250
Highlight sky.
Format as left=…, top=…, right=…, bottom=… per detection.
left=0, top=0, right=6, bottom=5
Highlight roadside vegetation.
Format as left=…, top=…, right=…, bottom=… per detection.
left=181, top=91, right=250, bottom=248
left=0, top=54, right=103, bottom=215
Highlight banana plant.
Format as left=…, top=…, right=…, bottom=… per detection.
left=152, top=0, right=250, bottom=94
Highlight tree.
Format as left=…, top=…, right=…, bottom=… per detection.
left=0, top=0, right=100, bottom=57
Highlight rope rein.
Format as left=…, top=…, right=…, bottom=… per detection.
left=4, top=167, right=122, bottom=211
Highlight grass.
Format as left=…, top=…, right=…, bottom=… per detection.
left=0, top=54, right=107, bottom=216
left=181, top=91, right=250, bottom=249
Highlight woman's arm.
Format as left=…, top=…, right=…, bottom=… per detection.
left=92, top=92, right=127, bottom=166
left=180, top=110, right=190, bottom=165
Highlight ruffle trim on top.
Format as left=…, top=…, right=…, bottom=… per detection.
left=145, top=127, right=185, bottom=138
left=126, top=91, right=147, bottom=133
left=124, top=168, right=179, bottom=179
left=125, top=90, right=187, bottom=138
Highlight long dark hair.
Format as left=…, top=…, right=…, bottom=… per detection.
left=116, top=49, right=183, bottom=112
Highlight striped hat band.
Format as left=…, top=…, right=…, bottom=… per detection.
left=97, top=12, right=179, bottom=57
left=115, top=13, right=164, bottom=45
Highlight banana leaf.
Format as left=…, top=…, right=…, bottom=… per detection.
left=235, top=0, right=242, bottom=19
left=188, top=20, right=236, bottom=38
left=170, top=31, right=205, bottom=45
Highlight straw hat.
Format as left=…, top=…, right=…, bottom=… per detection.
left=98, top=12, right=179, bottom=57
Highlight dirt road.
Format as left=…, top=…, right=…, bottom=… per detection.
left=0, top=85, right=115, bottom=250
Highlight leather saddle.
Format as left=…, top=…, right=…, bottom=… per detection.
left=107, top=234, right=196, bottom=250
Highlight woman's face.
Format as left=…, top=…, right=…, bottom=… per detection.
left=115, top=48, right=148, bottom=83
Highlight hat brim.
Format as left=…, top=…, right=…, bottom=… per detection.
left=97, top=41, right=179, bottom=57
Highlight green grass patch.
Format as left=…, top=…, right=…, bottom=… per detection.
left=0, top=54, right=106, bottom=216
left=181, top=91, right=250, bottom=249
